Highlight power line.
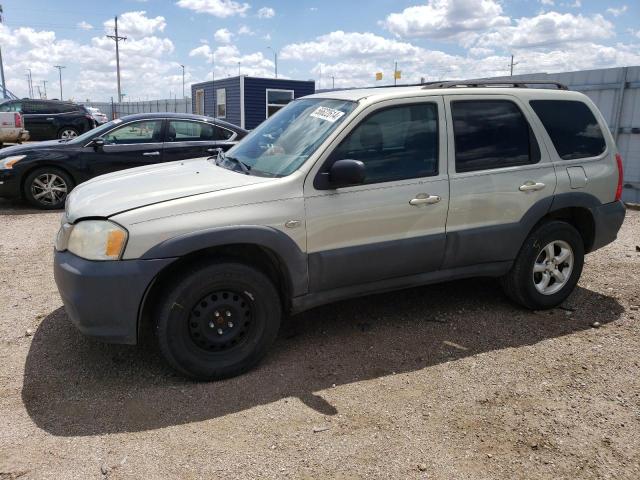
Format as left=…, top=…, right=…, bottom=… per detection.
left=106, top=16, right=126, bottom=102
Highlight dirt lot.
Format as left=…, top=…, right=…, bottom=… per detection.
left=0, top=199, right=639, bottom=480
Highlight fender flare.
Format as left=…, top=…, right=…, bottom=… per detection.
left=141, top=225, right=308, bottom=296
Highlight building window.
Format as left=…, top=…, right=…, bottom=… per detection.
left=195, top=89, right=205, bottom=115
left=266, top=89, right=294, bottom=118
left=216, top=88, right=226, bottom=118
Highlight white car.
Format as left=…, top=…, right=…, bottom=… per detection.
left=85, top=106, right=109, bottom=125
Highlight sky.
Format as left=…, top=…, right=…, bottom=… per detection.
left=1, top=0, right=639, bottom=102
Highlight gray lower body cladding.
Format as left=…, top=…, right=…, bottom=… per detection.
left=54, top=250, right=175, bottom=344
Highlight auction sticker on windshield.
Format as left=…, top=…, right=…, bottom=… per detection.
left=310, top=106, right=345, bottom=123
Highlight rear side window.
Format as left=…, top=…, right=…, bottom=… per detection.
left=452, top=100, right=540, bottom=172
left=529, top=100, right=606, bottom=160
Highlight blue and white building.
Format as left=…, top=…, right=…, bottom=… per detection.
left=191, top=76, right=315, bottom=130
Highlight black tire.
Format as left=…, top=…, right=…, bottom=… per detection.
left=23, top=167, right=74, bottom=210
left=155, top=262, right=282, bottom=380
left=501, top=221, right=585, bottom=310
left=58, top=127, right=79, bottom=140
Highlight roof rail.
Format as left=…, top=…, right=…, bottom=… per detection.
left=422, top=80, right=569, bottom=90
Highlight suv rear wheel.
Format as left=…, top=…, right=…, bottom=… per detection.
left=155, top=262, right=282, bottom=380
left=501, top=221, right=585, bottom=310
left=23, top=167, right=74, bottom=210
left=58, top=127, right=79, bottom=140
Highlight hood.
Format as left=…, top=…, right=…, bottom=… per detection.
left=0, top=139, right=69, bottom=156
left=66, top=157, right=271, bottom=221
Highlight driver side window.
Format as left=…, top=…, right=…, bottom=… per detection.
left=103, top=120, right=164, bottom=144
left=328, top=103, right=439, bottom=185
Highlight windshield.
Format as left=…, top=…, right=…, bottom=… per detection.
left=67, top=118, right=123, bottom=144
left=224, top=98, right=357, bottom=177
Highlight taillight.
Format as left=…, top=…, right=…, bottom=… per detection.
left=615, top=153, right=624, bottom=201
left=14, top=113, right=21, bottom=128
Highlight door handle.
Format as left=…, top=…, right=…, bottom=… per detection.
left=519, top=181, right=546, bottom=192
left=143, top=151, right=160, bottom=156
left=206, top=148, right=219, bottom=153
left=46, top=117, right=54, bottom=121
left=409, top=194, right=441, bottom=206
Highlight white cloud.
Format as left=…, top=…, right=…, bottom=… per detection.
left=104, top=11, right=166, bottom=37
left=606, top=5, right=627, bottom=17
left=382, top=0, right=510, bottom=40
left=257, top=7, right=275, bottom=19
left=176, top=0, right=250, bottom=18
left=472, top=12, right=613, bottom=49
left=238, top=25, right=254, bottom=35
left=189, top=43, right=275, bottom=77
left=281, top=31, right=423, bottom=61
left=77, top=21, right=93, bottom=31
left=214, top=28, right=233, bottom=43
left=540, top=0, right=554, bottom=5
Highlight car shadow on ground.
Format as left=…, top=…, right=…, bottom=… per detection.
left=0, top=199, right=55, bottom=215
left=22, top=279, right=623, bottom=437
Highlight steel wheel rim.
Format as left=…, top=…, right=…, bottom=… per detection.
left=188, top=290, right=253, bottom=353
left=60, top=129, right=77, bottom=139
left=30, top=173, right=68, bottom=205
left=532, top=240, right=574, bottom=295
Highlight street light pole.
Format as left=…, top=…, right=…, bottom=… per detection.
left=54, top=65, right=65, bottom=100
left=42, top=80, right=47, bottom=99
left=179, top=64, right=185, bottom=99
left=267, top=46, right=278, bottom=78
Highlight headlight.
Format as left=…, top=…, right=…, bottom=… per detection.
left=65, top=220, right=128, bottom=260
left=0, top=155, right=26, bottom=169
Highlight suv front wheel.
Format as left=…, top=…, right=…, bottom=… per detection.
left=501, top=221, right=585, bottom=310
left=155, top=262, right=282, bottom=380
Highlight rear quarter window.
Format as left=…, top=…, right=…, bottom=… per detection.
left=529, top=100, right=606, bottom=160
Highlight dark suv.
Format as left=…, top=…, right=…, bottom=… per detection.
left=0, top=99, right=96, bottom=140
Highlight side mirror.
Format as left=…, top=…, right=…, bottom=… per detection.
left=329, top=159, right=366, bottom=188
left=91, top=137, right=106, bottom=150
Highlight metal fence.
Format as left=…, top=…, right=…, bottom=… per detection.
left=83, top=98, right=192, bottom=121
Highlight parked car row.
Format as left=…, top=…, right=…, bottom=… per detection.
left=0, top=99, right=100, bottom=141
left=0, top=112, right=247, bottom=208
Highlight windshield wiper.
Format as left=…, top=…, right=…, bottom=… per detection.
left=214, top=148, right=251, bottom=175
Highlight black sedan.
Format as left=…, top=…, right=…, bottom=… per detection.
left=0, top=113, right=247, bottom=209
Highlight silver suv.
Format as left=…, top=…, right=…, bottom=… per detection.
left=54, top=81, right=626, bottom=380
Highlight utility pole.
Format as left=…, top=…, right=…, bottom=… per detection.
left=238, top=61, right=241, bottom=77
left=179, top=64, right=185, bottom=99
left=42, top=80, right=47, bottom=99
left=509, top=54, right=519, bottom=77
left=394, top=61, right=398, bottom=86
left=267, top=46, right=278, bottom=78
left=331, top=76, right=335, bottom=89
left=36, top=85, right=42, bottom=99
left=0, top=5, right=7, bottom=99
left=26, top=69, right=33, bottom=98
left=107, top=16, right=127, bottom=102
left=54, top=65, right=65, bottom=100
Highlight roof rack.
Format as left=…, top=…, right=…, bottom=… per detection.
left=422, top=80, right=568, bottom=90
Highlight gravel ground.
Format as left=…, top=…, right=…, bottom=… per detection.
left=0, top=198, right=639, bottom=480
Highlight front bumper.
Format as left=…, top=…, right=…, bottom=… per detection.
left=54, top=250, right=175, bottom=344
left=590, top=200, right=626, bottom=251
left=0, top=169, right=21, bottom=198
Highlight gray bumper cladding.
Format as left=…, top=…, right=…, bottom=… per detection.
left=590, top=200, right=626, bottom=251
left=53, top=250, right=175, bottom=344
